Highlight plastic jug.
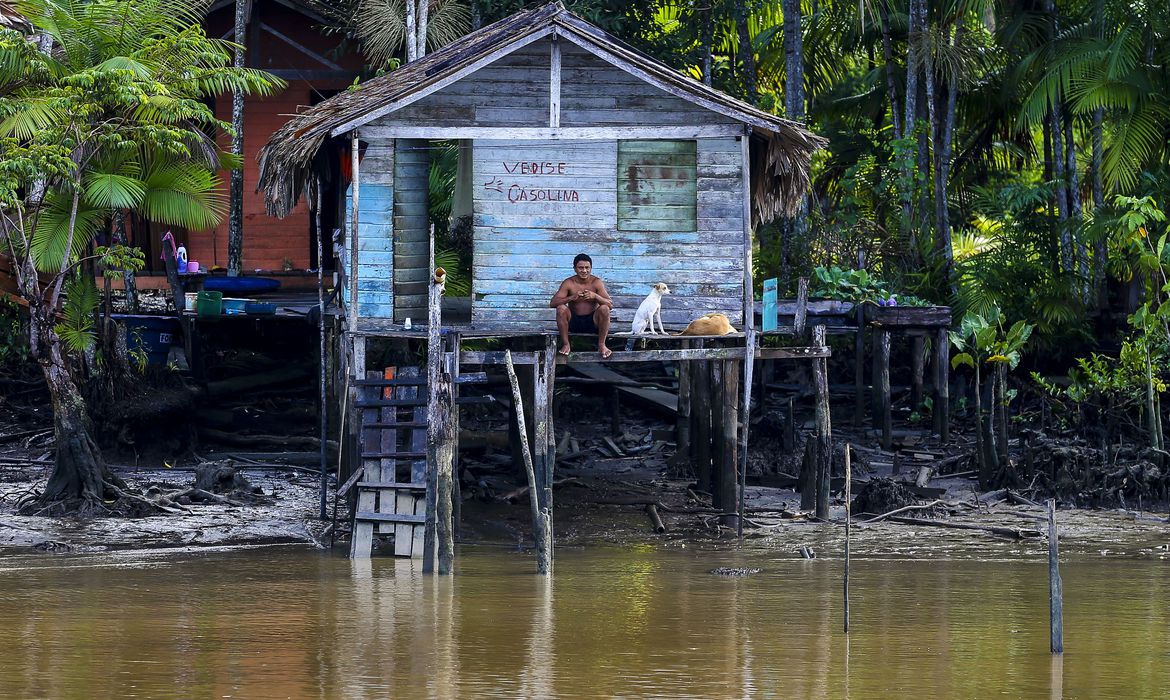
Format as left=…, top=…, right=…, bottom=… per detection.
left=176, top=245, right=188, bottom=273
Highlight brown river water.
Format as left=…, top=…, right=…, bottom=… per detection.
left=0, top=543, right=1166, bottom=699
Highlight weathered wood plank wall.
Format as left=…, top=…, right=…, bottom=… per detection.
left=471, top=136, right=744, bottom=327
left=345, top=141, right=395, bottom=319
left=358, top=38, right=747, bottom=327
left=393, top=139, right=430, bottom=321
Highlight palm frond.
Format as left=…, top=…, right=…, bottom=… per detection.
left=139, top=162, right=225, bottom=230
left=53, top=271, right=98, bottom=354
left=30, top=191, right=104, bottom=273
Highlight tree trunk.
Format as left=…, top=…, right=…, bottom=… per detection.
left=1064, top=114, right=1087, bottom=301
left=995, top=363, right=1009, bottom=465
left=416, top=0, right=429, bottom=59
left=925, top=31, right=940, bottom=261
left=935, top=21, right=962, bottom=287
left=902, top=0, right=921, bottom=141
left=1050, top=108, right=1071, bottom=270
left=112, top=209, right=137, bottom=313
left=1092, top=107, right=1106, bottom=307
left=782, top=0, right=809, bottom=243
left=701, top=5, right=713, bottom=86
left=879, top=0, right=901, bottom=138
left=733, top=0, right=757, bottom=103
left=33, top=319, right=124, bottom=510
left=406, top=0, right=417, bottom=62
left=228, top=0, right=249, bottom=276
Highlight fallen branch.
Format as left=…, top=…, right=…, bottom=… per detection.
left=1007, top=490, right=1042, bottom=508
left=861, top=500, right=945, bottom=524
left=498, top=476, right=581, bottom=503
left=886, top=515, right=1042, bottom=539
left=646, top=503, right=665, bottom=532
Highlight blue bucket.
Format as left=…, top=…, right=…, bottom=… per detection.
left=112, top=314, right=180, bottom=365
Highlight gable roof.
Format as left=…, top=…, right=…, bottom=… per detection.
left=258, top=1, right=825, bottom=223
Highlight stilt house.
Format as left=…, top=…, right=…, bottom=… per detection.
left=260, top=1, right=823, bottom=329
left=259, top=2, right=827, bottom=567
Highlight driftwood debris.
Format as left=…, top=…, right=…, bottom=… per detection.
left=885, top=515, right=1042, bottom=539
left=505, top=349, right=551, bottom=574
left=646, top=503, right=666, bottom=533
left=497, top=477, right=581, bottom=503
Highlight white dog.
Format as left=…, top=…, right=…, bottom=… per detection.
left=631, top=282, right=670, bottom=335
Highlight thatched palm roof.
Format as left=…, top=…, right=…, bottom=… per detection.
left=0, top=1, right=31, bottom=32
left=258, top=1, right=825, bottom=223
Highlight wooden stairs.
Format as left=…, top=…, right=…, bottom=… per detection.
left=346, top=364, right=490, bottom=558
left=350, top=366, right=428, bottom=558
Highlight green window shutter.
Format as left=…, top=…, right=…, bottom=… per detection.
left=617, top=140, right=697, bottom=232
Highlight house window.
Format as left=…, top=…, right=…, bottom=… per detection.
left=617, top=140, right=697, bottom=232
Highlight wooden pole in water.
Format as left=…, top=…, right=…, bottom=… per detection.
left=542, top=337, right=557, bottom=552
left=719, top=358, right=740, bottom=526
left=737, top=331, right=756, bottom=540
left=505, top=350, right=551, bottom=574
left=315, top=179, right=328, bottom=520
left=424, top=227, right=457, bottom=574
left=875, top=329, right=892, bottom=451
left=813, top=325, right=832, bottom=520
left=676, top=340, right=692, bottom=463
left=1048, top=498, right=1064, bottom=653
left=934, top=327, right=950, bottom=440
left=844, top=443, right=851, bottom=633
left=694, top=341, right=712, bottom=492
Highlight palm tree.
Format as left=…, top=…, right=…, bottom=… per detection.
left=318, top=0, right=470, bottom=68
left=0, top=0, right=280, bottom=512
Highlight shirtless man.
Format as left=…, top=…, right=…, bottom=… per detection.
left=549, top=253, right=613, bottom=358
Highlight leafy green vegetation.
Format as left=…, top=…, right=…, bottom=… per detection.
left=0, top=0, right=280, bottom=510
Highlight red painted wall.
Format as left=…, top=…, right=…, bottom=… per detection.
left=181, top=1, right=361, bottom=273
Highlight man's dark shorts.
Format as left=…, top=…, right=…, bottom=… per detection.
left=568, top=312, right=598, bottom=334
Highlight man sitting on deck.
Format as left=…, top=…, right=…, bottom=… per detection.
left=550, top=253, right=613, bottom=358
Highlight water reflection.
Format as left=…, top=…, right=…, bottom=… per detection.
left=0, top=547, right=1165, bottom=698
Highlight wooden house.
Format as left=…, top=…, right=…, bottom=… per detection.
left=259, top=1, right=823, bottom=327
left=259, top=2, right=829, bottom=568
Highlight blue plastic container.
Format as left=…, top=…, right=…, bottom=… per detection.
left=112, top=314, right=180, bottom=365
left=203, top=277, right=281, bottom=295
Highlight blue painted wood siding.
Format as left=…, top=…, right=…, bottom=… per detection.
left=472, top=138, right=745, bottom=328
left=348, top=141, right=395, bottom=319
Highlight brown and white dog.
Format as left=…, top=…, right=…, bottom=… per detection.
left=630, top=282, right=670, bottom=335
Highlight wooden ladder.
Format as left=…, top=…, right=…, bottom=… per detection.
left=350, top=366, right=428, bottom=558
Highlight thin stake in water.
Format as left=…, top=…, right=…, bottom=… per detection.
left=844, top=443, right=851, bottom=634
left=1048, top=498, right=1064, bottom=653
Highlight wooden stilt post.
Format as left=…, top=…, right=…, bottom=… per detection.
left=737, top=331, right=756, bottom=540
left=541, top=337, right=557, bottom=558
left=505, top=350, right=551, bottom=574
left=693, top=341, right=712, bottom=492
left=676, top=340, right=692, bottom=465
left=934, top=327, right=951, bottom=440
left=800, top=438, right=816, bottom=511
left=719, top=358, right=740, bottom=526
left=813, top=325, right=832, bottom=520
left=451, top=332, right=462, bottom=536
left=875, top=328, right=892, bottom=451
left=425, top=233, right=456, bottom=574
left=315, top=179, right=328, bottom=520
left=854, top=309, right=866, bottom=426
left=710, top=360, right=726, bottom=506
left=910, top=333, right=925, bottom=411
left=1048, top=498, right=1064, bottom=653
